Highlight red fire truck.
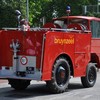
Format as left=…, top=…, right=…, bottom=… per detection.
left=0, top=15, right=100, bottom=93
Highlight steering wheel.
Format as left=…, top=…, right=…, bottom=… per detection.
left=43, top=23, right=55, bottom=28
left=43, top=22, right=61, bottom=28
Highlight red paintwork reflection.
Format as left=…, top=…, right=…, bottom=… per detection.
left=0, top=30, right=45, bottom=69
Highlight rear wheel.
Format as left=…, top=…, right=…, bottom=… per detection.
left=46, top=58, right=70, bottom=93
left=8, top=79, right=30, bottom=90
left=81, top=63, right=97, bottom=88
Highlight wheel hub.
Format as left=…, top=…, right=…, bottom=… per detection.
left=56, top=66, right=67, bottom=86
left=88, top=68, right=95, bottom=83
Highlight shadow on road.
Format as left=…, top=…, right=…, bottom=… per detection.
left=68, top=83, right=83, bottom=90
left=0, top=82, right=85, bottom=100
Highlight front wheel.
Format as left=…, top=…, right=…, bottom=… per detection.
left=81, top=63, right=97, bottom=88
left=46, top=58, right=70, bottom=93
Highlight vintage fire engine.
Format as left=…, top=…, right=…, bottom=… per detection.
left=0, top=15, right=100, bottom=93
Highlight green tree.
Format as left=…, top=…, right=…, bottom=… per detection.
left=29, top=0, right=98, bottom=26
left=0, top=0, right=26, bottom=28
left=0, top=0, right=99, bottom=28
left=29, top=0, right=52, bottom=26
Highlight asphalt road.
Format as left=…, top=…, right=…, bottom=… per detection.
left=0, top=72, right=100, bottom=100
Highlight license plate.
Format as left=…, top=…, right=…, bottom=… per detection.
left=26, top=67, right=34, bottom=74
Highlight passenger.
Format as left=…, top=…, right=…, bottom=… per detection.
left=20, top=19, right=30, bottom=31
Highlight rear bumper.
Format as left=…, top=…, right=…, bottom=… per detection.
left=0, top=67, right=41, bottom=80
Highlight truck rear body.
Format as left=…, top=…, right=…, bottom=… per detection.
left=0, top=30, right=45, bottom=80
left=0, top=29, right=91, bottom=81
left=0, top=15, right=99, bottom=93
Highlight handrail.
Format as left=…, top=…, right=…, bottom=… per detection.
left=30, top=28, right=91, bottom=33
left=2, top=27, right=91, bottom=33
left=2, top=28, right=19, bottom=30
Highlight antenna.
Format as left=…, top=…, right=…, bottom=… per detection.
left=66, top=5, right=71, bottom=25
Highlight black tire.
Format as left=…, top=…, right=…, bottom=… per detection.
left=81, top=63, right=97, bottom=88
left=46, top=58, right=70, bottom=93
left=8, top=79, right=30, bottom=90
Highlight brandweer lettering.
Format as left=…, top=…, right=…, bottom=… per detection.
left=54, top=38, right=74, bottom=45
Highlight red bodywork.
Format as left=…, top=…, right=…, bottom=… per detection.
left=42, top=31, right=91, bottom=80
left=0, top=30, right=44, bottom=69
left=0, top=16, right=100, bottom=81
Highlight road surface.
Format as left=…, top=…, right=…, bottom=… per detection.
left=0, top=72, right=100, bottom=100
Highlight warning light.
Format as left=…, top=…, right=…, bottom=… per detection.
left=66, top=5, right=71, bottom=14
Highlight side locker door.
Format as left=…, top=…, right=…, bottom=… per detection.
left=74, top=33, right=91, bottom=77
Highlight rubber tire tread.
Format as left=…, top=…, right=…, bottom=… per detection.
left=81, top=63, right=97, bottom=88
left=46, top=58, right=70, bottom=93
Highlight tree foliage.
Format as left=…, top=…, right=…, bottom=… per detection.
left=0, top=0, right=99, bottom=28
left=0, top=0, right=26, bottom=28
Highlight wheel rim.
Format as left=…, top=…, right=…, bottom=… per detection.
left=56, top=65, right=69, bottom=86
left=88, top=67, right=96, bottom=83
